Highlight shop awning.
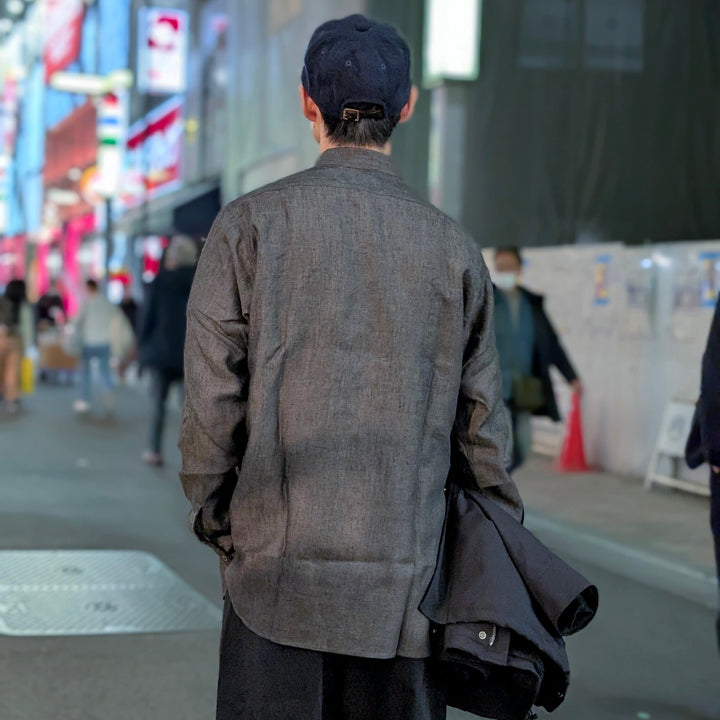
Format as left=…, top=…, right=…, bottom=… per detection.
left=115, top=178, right=221, bottom=237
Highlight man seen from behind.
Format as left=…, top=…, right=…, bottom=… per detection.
left=180, top=15, right=522, bottom=720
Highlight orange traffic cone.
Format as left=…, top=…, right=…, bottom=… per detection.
left=555, top=392, right=590, bottom=472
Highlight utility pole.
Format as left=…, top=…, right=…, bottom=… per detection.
left=96, top=91, right=123, bottom=280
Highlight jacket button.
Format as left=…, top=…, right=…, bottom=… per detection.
left=478, top=631, right=487, bottom=640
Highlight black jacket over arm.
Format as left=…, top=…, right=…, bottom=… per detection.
left=420, top=484, right=598, bottom=720
left=687, top=293, right=720, bottom=468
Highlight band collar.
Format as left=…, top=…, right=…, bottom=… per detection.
left=315, top=146, right=398, bottom=176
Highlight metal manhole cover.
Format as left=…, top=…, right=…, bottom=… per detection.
left=0, top=550, right=221, bottom=636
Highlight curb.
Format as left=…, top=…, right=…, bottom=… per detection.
left=525, top=512, right=718, bottom=611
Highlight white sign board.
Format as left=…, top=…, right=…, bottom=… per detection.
left=646, top=399, right=709, bottom=497
left=655, top=401, right=696, bottom=457
left=137, top=8, right=189, bottom=95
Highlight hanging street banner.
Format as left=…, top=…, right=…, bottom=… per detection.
left=122, top=96, right=184, bottom=208
left=44, top=0, right=85, bottom=83
left=96, top=92, right=125, bottom=198
left=137, top=8, right=189, bottom=94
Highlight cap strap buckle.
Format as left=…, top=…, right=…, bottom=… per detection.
left=342, top=108, right=362, bottom=123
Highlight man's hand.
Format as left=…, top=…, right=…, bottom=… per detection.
left=571, top=379, right=583, bottom=396
left=712, top=466, right=720, bottom=474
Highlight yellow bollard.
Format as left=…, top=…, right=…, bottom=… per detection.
left=21, top=356, right=34, bottom=396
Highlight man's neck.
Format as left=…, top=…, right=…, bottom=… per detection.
left=319, top=137, right=392, bottom=156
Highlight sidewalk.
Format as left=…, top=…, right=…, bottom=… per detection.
left=514, top=456, right=718, bottom=609
left=6, top=380, right=716, bottom=606
left=0, top=382, right=224, bottom=720
left=1, top=383, right=718, bottom=719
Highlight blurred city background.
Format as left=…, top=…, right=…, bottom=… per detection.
left=1, top=0, right=720, bottom=719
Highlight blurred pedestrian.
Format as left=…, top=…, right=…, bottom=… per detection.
left=36, top=280, right=65, bottom=331
left=119, top=284, right=139, bottom=332
left=493, top=247, right=582, bottom=471
left=0, top=279, right=34, bottom=414
left=117, top=284, right=140, bottom=384
left=138, top=235, right=197, bottom=467
left=36, top=280, right=66, bottom=383
left=685, top=292, right=720, bottom=652
left=180, top=15, right=522, bottom=720
left=73, top=279, right=117, bottom=415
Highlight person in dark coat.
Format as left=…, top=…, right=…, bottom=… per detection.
left=685, top=292, right=720, bottom=651
left=138, top=235, right=197, bottom=466
left=119, top=285, right=139, bottom=333
left=117, top=284, right=141, bottom=384
left=37, top=280, right=65, bottom=330
left=493, top=247, right=582, bottom=471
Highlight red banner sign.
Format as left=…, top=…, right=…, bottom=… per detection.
left=44, top=0, right=85, bottom=83
left=123, top=97, right=184, bottom=207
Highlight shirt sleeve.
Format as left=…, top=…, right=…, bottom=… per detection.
left=453, top=250, right=524, bottom=522
left=179, top=204, right=254, bottom=559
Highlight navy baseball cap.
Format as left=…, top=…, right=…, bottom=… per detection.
left=301, top=14, right=411, bottom=122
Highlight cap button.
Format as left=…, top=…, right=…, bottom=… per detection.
left=355, top=21, right=371, bottom=32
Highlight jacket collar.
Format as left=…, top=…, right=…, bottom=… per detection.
left=493, top=284, right=544, bottom=306
left=315, top=147, right=398, bottom=176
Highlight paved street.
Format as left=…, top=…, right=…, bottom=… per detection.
left=1, top=384, right=719, bottom=720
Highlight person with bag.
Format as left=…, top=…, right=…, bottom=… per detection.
left=0, top=279, right=34, bottom=414
left=180, top=15, right=522, bottom=720
left=138, top=235, right=197, bottom=467
left=493, top=247, right=582, bottom=471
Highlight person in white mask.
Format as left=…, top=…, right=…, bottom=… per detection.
left=493, top=247, right=582, bottom=471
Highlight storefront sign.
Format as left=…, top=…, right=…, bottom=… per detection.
left=124, top=97, right=184, bottom=207
left=44, top=0, right=85, bottom=83
left=43, top=101, right=97, bottom=224
left=137, top=8, right=189, bottom=94
left=97, top=92, right=126, bottom=197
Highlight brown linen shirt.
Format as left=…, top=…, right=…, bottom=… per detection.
left=179, top=147, right=523, bottom=659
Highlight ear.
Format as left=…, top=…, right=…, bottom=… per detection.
left=398, top=85, right=420, bottom=125
left=299, top=84, right=321, bottom=123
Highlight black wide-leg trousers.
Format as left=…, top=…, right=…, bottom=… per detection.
left=216, top=597, right=447, bottom=720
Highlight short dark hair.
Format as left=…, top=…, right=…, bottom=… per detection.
left=322, top=103, right=400, bottom=148
left=494, top=246, right=524, bottom=267
left=5, top=279, right=26, bottom=304
left=86, top=279, right=99, bottom=292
